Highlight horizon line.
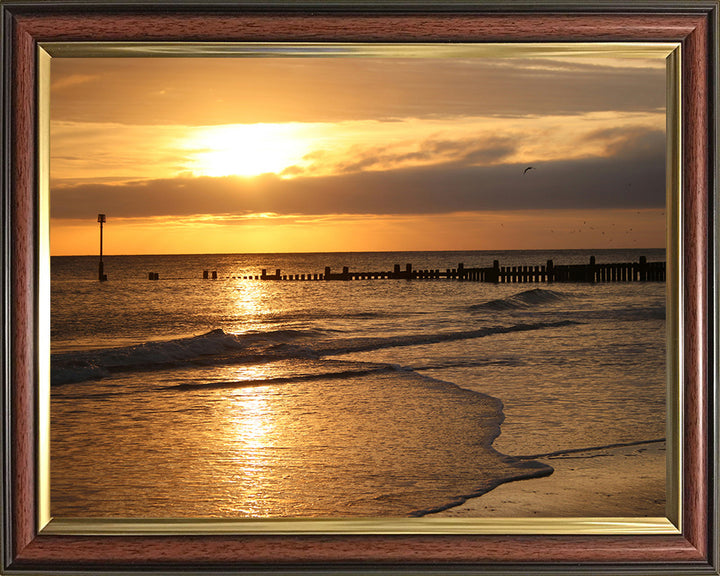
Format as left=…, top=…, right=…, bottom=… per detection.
left=50, top=246, right=667, bottom=258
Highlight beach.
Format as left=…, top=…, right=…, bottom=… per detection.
left=435, top=440, right=666, bottom=518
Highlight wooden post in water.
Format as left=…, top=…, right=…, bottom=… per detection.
left=588, top=256, right=596, bottom=283
left=547, top=260, right=554, bottom=283
left=97, top=213, right=107, bottom=281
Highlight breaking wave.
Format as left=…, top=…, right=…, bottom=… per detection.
left=51, top=320, right=579, bottom=386
left=469, top=288, right=569, bottom=311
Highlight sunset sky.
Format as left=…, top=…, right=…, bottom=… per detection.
left=49, top=48, right=667, bottom=255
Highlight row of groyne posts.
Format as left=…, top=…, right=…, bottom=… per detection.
left=188, top=256, right=665, bottom=284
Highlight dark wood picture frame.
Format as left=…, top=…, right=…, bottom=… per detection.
left=1, top=1, right=717, bottom=574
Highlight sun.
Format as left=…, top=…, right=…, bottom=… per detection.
left=184, top=123, right=311, bottom=178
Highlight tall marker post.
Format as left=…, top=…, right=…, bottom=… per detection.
left=97, top=213, right=107, bottom=281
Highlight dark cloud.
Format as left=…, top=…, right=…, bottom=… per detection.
left=51, top=57, right=666, bottom=126
left=51, top=128, right=665, bottom=220
left=318, top=135, right=518, bottom=175
left=584, top=126, right=665, bottom=158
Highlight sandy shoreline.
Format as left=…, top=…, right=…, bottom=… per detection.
left=433, top=440, right=666, bottom=518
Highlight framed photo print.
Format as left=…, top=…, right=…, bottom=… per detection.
left=1, top=1, right=717, bottom=574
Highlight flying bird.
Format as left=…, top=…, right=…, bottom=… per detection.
left=523, top=166, right=535, bottom=175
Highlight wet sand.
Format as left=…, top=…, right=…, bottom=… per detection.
left=434, top=440, right=666, bottom=517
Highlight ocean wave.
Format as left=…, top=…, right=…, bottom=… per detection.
left=409, top=357, right=524, bottom=371
left=469, top=288, right=568, bottom=311
left=317, top=320, right=579, bottom=356
left=52, top=320, right=580, bottom=386
left=166, top=363, right=405, bottom=391
left=51, top=328, right=321, bottom=386
left=263, top=310, right=388, bottom=323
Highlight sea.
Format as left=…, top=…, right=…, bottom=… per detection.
left=50, top=248, right=666, bottom=519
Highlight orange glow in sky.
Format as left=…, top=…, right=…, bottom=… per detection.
left=49, top=52, right=667, bottom=255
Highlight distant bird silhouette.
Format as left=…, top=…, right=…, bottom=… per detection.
left=523, top=166, right=535, bottom=175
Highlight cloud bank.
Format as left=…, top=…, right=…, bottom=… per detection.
left=51, top=128, right=665, bottom=220
left=51, top=57, right=666, bottom=126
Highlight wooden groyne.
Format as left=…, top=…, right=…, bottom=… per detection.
left=222, top=256, right=664, bottom=284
